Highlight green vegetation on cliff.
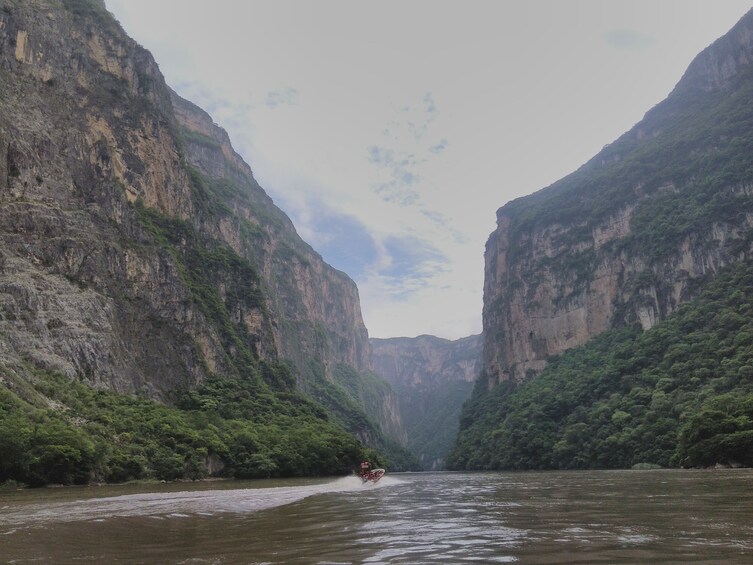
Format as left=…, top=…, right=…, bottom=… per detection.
left=0, top=366, right=374, bottom=487
left=369, top=335, right=482, bottom=470
left=503, top=70, right=753, bottom=265
left=0, top=0, right=416, bottom=490
left=0, top=177, right=402, bottom=488
left=134, top=198, right=268, bottom=381
left=136, top=187, right=418, bottom=468
left=493, top=44, right=753, bottom=332
left=449, top=260, right=753, bottom=471
left=404, top=380, right=474, bottom=469
left=298, top=361, right=421, bottom=471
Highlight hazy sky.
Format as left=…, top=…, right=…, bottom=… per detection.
left=105, top=0, right=752, bottom=340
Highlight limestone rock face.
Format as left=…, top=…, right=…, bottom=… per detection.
left=169, top=92, right=371, bottom=380
left=482, top=8, right=753, bottom=386
left=371, top=334, right=481, bottom=469
left=0, top=0, right=369, bottom=403
left=0, top=0, right=206, bottom=397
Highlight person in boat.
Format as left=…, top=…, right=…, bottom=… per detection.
left=358, top=460, right=372, bottom=480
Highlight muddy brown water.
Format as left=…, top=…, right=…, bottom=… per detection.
left=1, top=469, right=752, bottom=563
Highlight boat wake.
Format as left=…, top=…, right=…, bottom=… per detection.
left=0, top=474, right=403, bottom=528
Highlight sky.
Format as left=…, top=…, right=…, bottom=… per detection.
left=105, top=0, right=752, bottom=340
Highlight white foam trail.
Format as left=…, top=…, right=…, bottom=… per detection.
left=0, top=474, right=403, bottom=527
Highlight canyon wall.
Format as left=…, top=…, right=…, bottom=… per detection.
left=483, top=7, right=753, bottom=386
left=0, top=0, right=407, bottom=455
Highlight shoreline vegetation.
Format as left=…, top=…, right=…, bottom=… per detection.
left=0, top=363, right=385, bottom=489
left=449, top=261, right=753, bottom=472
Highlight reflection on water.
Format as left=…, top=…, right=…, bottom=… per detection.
left=1, top=469, right=753, bottom=563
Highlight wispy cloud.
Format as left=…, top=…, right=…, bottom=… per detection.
left=265, top=87, right=298, bottom=108
left=367, top=92, right=449, bottom=208
left=367, top=146, right=416, bottom=168
left=429, top=139, right=448, bottom=154
left=381, top=235, right=447, bottom=280
left=394, top=92, right=440, bottom=142
left=368, top=146, right=422, bottom=205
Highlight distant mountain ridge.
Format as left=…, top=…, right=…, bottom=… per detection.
left=371, top=334, right=481, bottom=469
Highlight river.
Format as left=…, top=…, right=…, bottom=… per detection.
left=1, top=469, right=752, bottom=564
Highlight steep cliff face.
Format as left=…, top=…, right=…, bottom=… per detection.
left=483, top=7, right=753, bottom=385
left=166, top=90, right=411, bottom=457
left=371, top=334, right=481, bottom=469
left=170, top=93, right=371, bottom=379
left=0, top=0, right=211, bottom=396
left=0, top=0, right=371, bottom=407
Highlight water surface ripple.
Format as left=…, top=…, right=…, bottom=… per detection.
left=1, top=469, right=752, bottom=563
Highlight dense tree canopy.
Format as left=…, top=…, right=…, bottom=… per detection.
left=448, top=261, right=753, bottom=471
left=0, top=364, right=380, bottom=487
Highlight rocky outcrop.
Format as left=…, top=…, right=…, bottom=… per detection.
left=673, top=9, right=753, bottom=95
left=0, top=0, right=211, bottom=396
left=0, top=0, right=370, bottom=405
left=483, top=7, right=753, bottom=385
left=371, top=334, right=481, bottom=469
